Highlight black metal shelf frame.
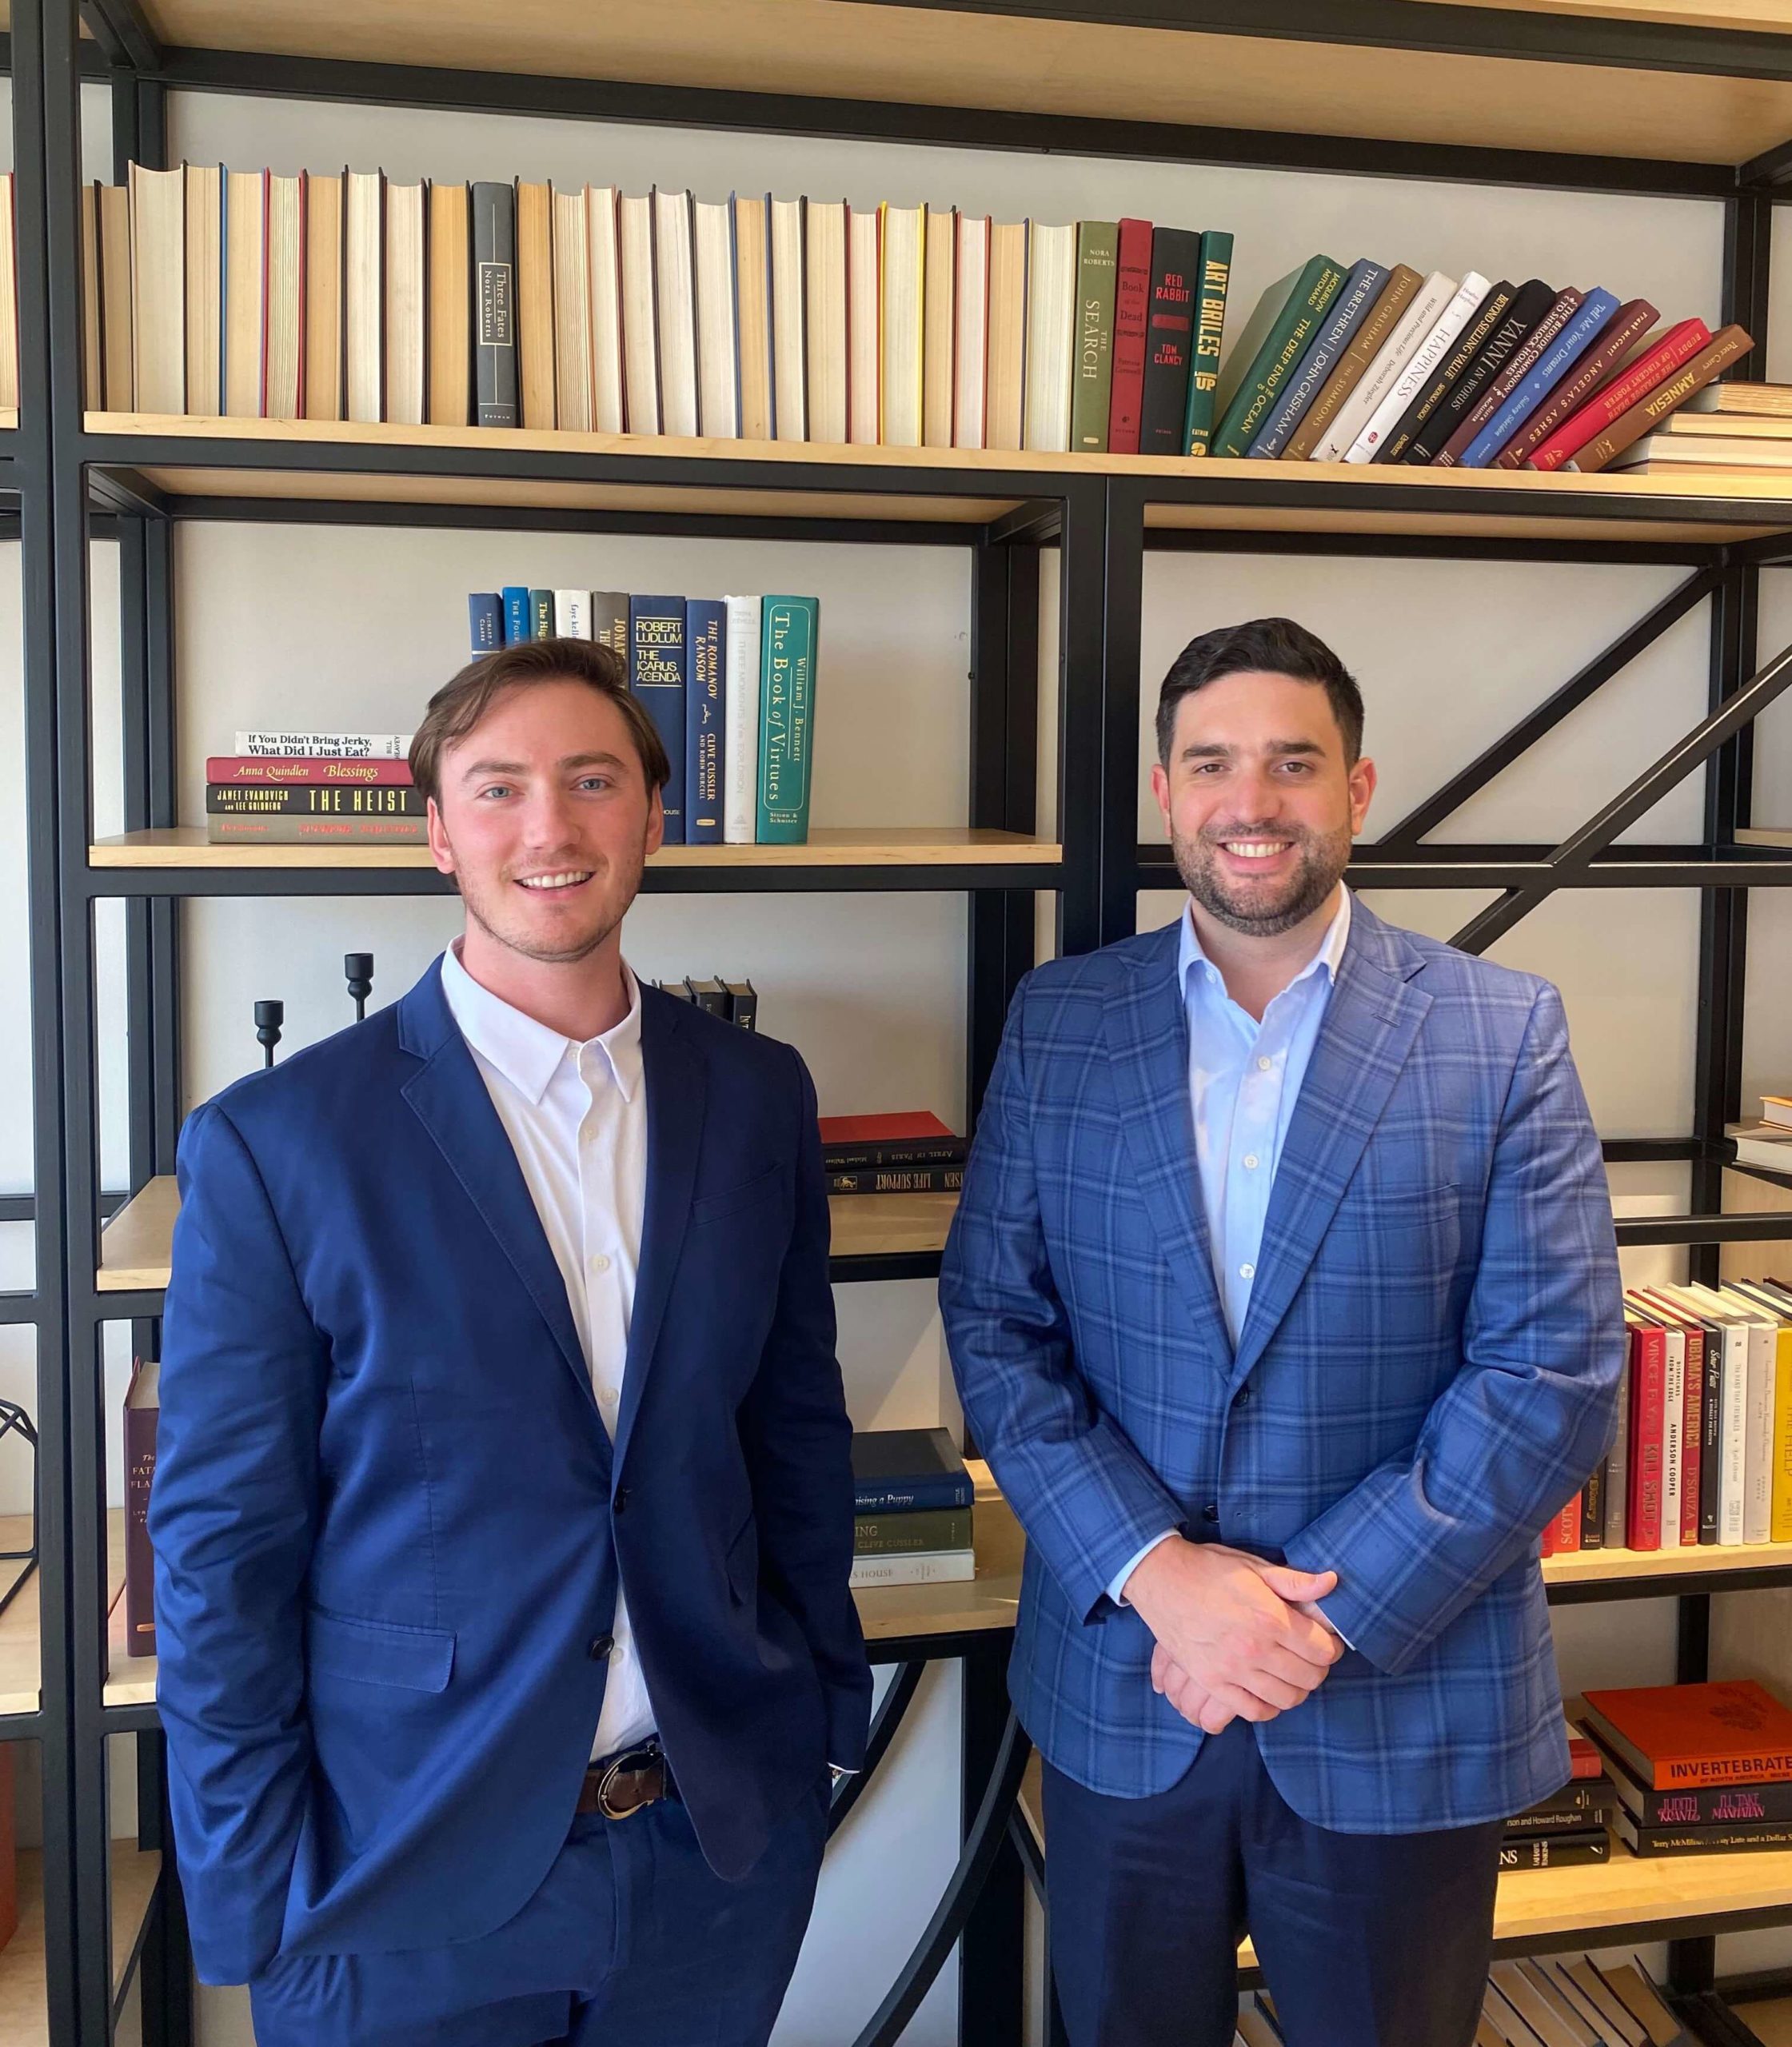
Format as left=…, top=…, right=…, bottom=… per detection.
left=14, top=0, right=1792, bottom=2041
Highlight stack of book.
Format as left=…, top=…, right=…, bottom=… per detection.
left=1214, top=254, right=1750, bottom=472
left=206, top=734, right=421, bottom=846
left=1727, top=1089, right=1792, bottom=1176
left=1540, top=1275, right=1792, bottom=1556
left=1580, top=1680, right=1792, bottom=1859
left=657, top=978, right=756, bottom=1027
left=1607, top=379, right=1792, bottom=476
left=1499, top=1717, right=1615, bottom=1870
left=466, top=589, right=819, bottom=848
left=820, top=1111, right=965, bottom=1198
left=848, top=1427, right=976, bottom=1590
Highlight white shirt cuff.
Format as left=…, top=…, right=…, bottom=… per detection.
left=1108, top=1530, right=1178, bottom=1607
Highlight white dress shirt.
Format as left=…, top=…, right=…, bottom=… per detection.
left=439, top=940, right=656, bottom=1759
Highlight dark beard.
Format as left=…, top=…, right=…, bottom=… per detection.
left=1171, top=820, right=1352, bottom=937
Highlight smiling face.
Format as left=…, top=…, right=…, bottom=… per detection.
left=1150, top=668, right=1375, bottom=938
left=426, top=677, right=665, bottom=969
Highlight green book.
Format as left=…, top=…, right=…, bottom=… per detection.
left=1182, top=229, right=1233, bottom=457
left=756, top=596, right=819, bottom=845
left=1069, top=220, right=1119, bottom=453
left=529, top=587, right=554, bottom=639
left=854, top=1507, right=975, bottom=1555
left=1210, top=253, right=1347, bottom=459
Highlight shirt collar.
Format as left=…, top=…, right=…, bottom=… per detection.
left=1178, top=885, right=1353, bottom=1003
left=439, top=940, right=643, bottom=1107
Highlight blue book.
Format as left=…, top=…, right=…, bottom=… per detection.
left=501, top=586, right=531, bottom=645
left=629, top=597, right=687, bottom=844
left=1245, top=257, right=1390, bottom=458
left=851, top=1427, right=974, bottom=1514
left=1459, top=288, right=1619, bottom=468
left=468, top=593, right=502, bottom=653
left=684, top=599, right=726, bottom=846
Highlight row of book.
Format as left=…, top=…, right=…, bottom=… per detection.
left=848, top=1427, right=975, bottom=1589
left=658, top=976, right=757, bottom=1027
left=1539, top=1273, right=1792, bottom=1556
left=1212, top=255, right=1751, bottom=472
left=210, top=591, right=820, bottom=848
left=1729, top=1086, right=1792, bottom=1175
left=820, top=1110, right=964, bottom=1199
left=1612, top=379, right=1792, bottom=477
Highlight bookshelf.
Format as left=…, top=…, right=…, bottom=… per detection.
left=18, top=2, right=1792, bottom=2045
left=0, top=1842, right=161, bottom=2047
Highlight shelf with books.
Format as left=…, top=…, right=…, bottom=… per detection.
left=0, top=1841, right=162, bottom=2047
left=1543, top=1539, right=1792, bottom=1602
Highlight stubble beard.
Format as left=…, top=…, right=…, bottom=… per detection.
left=1172, top=818, right=1354, bottom=938
left=449, top=834, right=649, bottom=968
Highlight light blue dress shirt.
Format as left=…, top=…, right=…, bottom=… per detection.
left=1107, top=888, right=1353, bottom=1606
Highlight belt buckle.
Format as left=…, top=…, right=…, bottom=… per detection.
left=596, top=1745, right=659, bottom=1821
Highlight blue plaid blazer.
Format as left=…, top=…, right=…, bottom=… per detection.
left=940, top=900, right=1622, bottom=1832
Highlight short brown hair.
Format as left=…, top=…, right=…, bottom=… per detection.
left=409, top=638, right=672, bottom=804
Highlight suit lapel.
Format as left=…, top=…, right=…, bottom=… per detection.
left=613, top=988, right=705, bottom=1474
left=1104, top=924, right=1231, bottom=1363
left=1227, top=907, right=1432, bottom=1388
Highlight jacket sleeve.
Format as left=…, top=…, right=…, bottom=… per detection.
left=1281, top=982, right=1624, bottom=1675
left=940, top=976, right=1187, bottom=1624
left=736, top=1043, right=872, bottom=1770
left=148, top=1099, right=327, bottom=1985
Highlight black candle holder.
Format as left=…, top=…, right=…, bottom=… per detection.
left=254, top=1000, right=285, bottom=1067
left=345, top=953, right=374, bottom=1022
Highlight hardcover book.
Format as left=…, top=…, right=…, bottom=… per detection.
left=1282, top=265, right=1421, bottom=462
left=1211, top=253, right=1347, bottom=460
left=755, top=596, right=818, bottom=845
left=1580, top=1679, right=1792, bottom=1789
left=1373, top=278, right=1515, bottom=465
left=850, top=1426, right=974, bottom=1513
left=1105, top=216, right=1152, bottom=455
left=470, top=180, right=518, bottom=429
left=684, top=598, right=725, bottom=845
left=1138, top=225, right=1203, bottom=457
left=629, top=596, right=688, bottom=844
left=1069, top=219, right=1119, bottom=454
left=1244, top=257, right=1389, bottom=461
left=124, top=1359, right=159, bottom=1658
left=1181, top=229, right=1232, bottom=457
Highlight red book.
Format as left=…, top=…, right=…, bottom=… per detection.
left=1525, top=316, right=1712, bottom=471
left=1105, top=216, right=1153, bottom=455
left=1565, top=1714, right=1604, bottom=1781
left=1675, top=1319, right=1704, bottom=1546
left=1543, top=1494, right=1582, bottom=1557
left=819, top=1112, right=956, bottom=1147
left=1581, top=1680, right=1792, bottom=1790
left=207, top=756, right=415, bottom=784
left=1626, top=1317, right=1665, bottom=1550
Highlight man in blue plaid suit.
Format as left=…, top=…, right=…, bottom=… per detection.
left=940, top=618, right=1623, bottom=2047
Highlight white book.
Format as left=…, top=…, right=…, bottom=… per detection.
left=617, top=193, right=660, bottom=435
left=806, top=198, right=848, bottom=446
left=770, top=197, right=808, bottom=442
left=654, top=188, right=699, bottom=440
left=223, top=167, right=267, bottom=420
left=849, top=1548, right=976, bottom=1590
left=1742, top=1311, right=1776, bottom=1543
left=552, top=186, right=593, bottom=434
left=234, top=732, right=414, bottom=758
left=1309, top=269, right=1455, bottom=464
left=1343, top=270, right=1489, bottom=463
left=1023, top=220, right=1075, bottom=453
left=183, top=163, right=222, bottom=417
left=383, top=178, right=426, bottom=429
left=880, top=202, right=924, bottom=447
left=585, top=186, right=625, bottom=434
left=692, top=197, right=740, bottom=440
left=1679, top=1288, right=1750, bottom=1543
left=553, top=590, right=591, bottom=639
left=344, top=169, right=383, bottom=425
left=847, top=205, right=880, bottom=445
left=129, top=162, right=185, bottom=414
left=722, top=596, right=762, bottom=845
left=1658, top=1324, right=1684, bottom=1552
left=954, top=213, right=989, bottom=450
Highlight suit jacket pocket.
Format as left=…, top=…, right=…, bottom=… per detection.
left=305, top=1606, right=455, bottom=1692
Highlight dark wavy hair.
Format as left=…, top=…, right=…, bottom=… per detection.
left=1155, top=617, right=1364, bottom=766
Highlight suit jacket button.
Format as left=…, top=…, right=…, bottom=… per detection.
left=589, top=1634, right=615, bottom=1660
left=1201, top=1503, right=1219, bottom=1523
left=613, top=1487, right=630, bottom=1514
left=1234, top=1386, right=1251, bottom=1407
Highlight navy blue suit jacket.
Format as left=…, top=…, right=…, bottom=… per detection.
left=150, top=960, right=871, bottom=1985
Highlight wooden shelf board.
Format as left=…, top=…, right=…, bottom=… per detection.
left=0, top=1842, right=160, bottom=2047
left=0, top=1521, right=42, bottom=1720
left=89, top=827, right=1061, bottom=872
left=854, top=1461, right=1022, bottom=1644
left=131, top=1, right=1792, bottom=165
left=1543, top=1537, right=1792, bottom=1586
left=100, top=1175, right=954, bottom=1295
left=106, top=1508, right=157, bottom=1710
left=82, top=416, right=1792, bottom=545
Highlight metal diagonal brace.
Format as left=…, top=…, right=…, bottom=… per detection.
left=1450, top=633, right=1792, bottom=955
left=827, top=1661, right=926, bottom=1840
left=78, top=0, right=159, bottom=73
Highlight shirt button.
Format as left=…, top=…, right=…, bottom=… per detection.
left=1257, top=1055, right=1272, bottom=1071
left=589, top=1252, right=611, bottom=1275
left=1243, top=1154, right=1259, bottom=1170
left=1239, top=1262, right=1255, bottom=1280
left=1201, top=1503, right=1219, bottom=1524
left=589, top=1634, right=615, bottom=1660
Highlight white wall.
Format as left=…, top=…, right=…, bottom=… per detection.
left=0, top=62, right=1784, bottom=2047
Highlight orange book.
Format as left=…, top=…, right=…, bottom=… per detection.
left=1581, top=1680, right=1792, bottom=1790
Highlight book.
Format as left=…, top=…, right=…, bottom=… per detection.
left=1686, top=380, right=1792, bottom=415
left=1105, top=216, right=1152, bottom=456
left=206, top=756, right=416, bottom=784
left=586, top=186, right=624, bottom=435
left=428, top=182, right=471, bottom=427
left=206, top=815, right=429, bottom=844
left=1604, top=1316, right=1632, bottom=1548
left=850, top=203, right=882, bottom=446
left=1283, top=265, right=1421, bottom=462
left=82, top=182, right=102, bottom=407
left=207, top=784, right=425, bottom=815
left=807, top=198, right=848, bottom=446
left=302, top=170, right=342, bottom=422
left=502, top=585, right=531, bottom=645
left=551, top=186, right=593, bottom=433
left=734, top=194, right=772, bottom=441
left=1613, top=1807, right=1792, bottom=1856
left=722, top=594, right=763, bottom=846
left=1503, top=1779, right=1615, bottom=1834
left=129, top=162, right=185, bottom=414
left=593, top=591, right=630, bottom=660
left=471, top=181, right=518, bottom=429
left=1345, top=270, right=1492, bottom=463
left=1579, top=1460, right=1606, bottom=1552
left=1373, top=278, right=1515, bottom=465
left=383, top=177, right=425, bottom=429
left=654, top=187, right=698, bottom=439
left=1025, top=220, right=1076, bottom=453
left=1603, top=1745, right=1792, bottom=1827
left=1766, top=1094, right=1792, bottom=1126
left=1566, top=1714, right=1605, bottom=1781
left=233, top=731, right=413, bottom=757
left=851, top=1425, right=974, bottom=1512
left=1495, top=1832, right=1610, bottom=1869
left=684, top=599, right=725, bottom=845
left=880, top=202, right=924, bottom=448
left=98, top=180, right=134, bottom=407
left=124, top=1359, right=159, bottom=1658
left=184, top=162, right=222, bottom=416
left=953, top=212, right=988, bottom=450
left=756, top=596, right=818, bottom=845
left=722, top=980, right=757, bottom=1029
left=685, top=977, right=730, bottom=1017
left=617, top=191, right=659, bottom=435
left=1244, top=257, right=1390, bottom=460
left=1069, top=219, right=1119, bottom=453
left=1182, top=229, right=1231, bottom=457
left=1135, top=225, right=1203, bottom=457
left=469, top=593, right=501, bottom=651
left=1400, top=273, right=1552, bottom=466
left=1580, top=1679, right=1792, bottom=1789
left=921, top=203, right=955, bottom=449
left=530, top=589, right=553, bottom=640
left=1435, top=285, right=1586, bottom=466
left=1310, top=268, right=1455, bottom=465
left=854, top=1508, right=974, bottom=1554
left=985, top=219, right=1028, bottom=453
left=1459, top=287, right=1622, bottom=468
left=342, top=168, right=381, bottom=425
left=516, top=179, right=556, bottom=429
left=222, top=167, right=267, bottom=419
left=1213, top=253, right=1347, bottom=461
left=772, top=196, right=809, bottom=442
left=1493, top=296, right=1661, bottom=469
left=553, top=589, right=589, bottom=640
left=828, top=1165, right=965, bottom=1195
left=820, top=1110, right=964, bottom=1168
left=1624, top=1311, right=1665, bottom=1549
left=849, top=1549, right=976, bottom=1590
left=629, top=597, right=687, bottom=844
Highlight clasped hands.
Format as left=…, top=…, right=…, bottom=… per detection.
left=1121, top=1537, right=1343, bottom=1736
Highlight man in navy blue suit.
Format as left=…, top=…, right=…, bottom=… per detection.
left=942, top=619, right=1622, bottom=2047
left=151, top=637, right=872, bottom=2047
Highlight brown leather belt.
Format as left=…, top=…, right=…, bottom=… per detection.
left=576, top=1742, right=675, bottom=1821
